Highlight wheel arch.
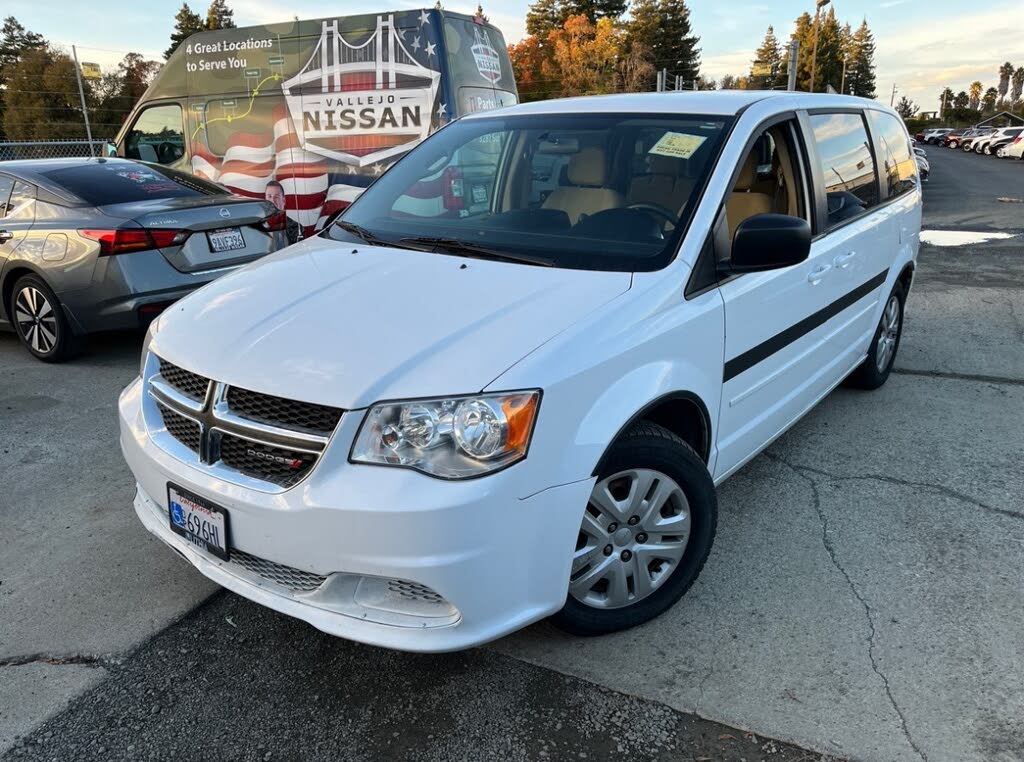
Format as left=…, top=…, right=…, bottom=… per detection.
left=1, top=263, right=48, bottom=323
left=592, top=390, right=712, bottom=476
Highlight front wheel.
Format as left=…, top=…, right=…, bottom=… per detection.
left=551, top=422, right=717, bottom=636
left=845, top=281, right=905, bottom=390
left=948, top=140, right=959, bottom=149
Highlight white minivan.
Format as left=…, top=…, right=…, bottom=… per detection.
left=119, top=91, right=921, bottom=652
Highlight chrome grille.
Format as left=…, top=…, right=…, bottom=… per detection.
left=218, top=434, right=315, bottom=488
left=159, top=359, right=210, bottom=402
left=387, top=579, right=445, bottom=604
left=230, top=549, right=327, bottom=592
left=157, top=402, right=201, bottom=454
left=226, top=386, right=343, bottom=435
left=147, top=353, right=343, bottom=490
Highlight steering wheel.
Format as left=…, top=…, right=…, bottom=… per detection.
left=156, top=142, right=180, bottom=164
left=626, top=202, right=678, bottom=230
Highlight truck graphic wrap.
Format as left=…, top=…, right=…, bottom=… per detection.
left=123, top=10, right=516, bottom=235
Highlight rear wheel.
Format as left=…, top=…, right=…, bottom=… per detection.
left=845, top=281, right=905, bottom=390
left=948, top=139, right=959, bottom=149
left=11, top=274, right=76, bottom=362
left=552, top=422, right=717, bottom=636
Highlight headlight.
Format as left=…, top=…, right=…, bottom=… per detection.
left=350, top=391, right=540, bottom=479
left=140, top=318, right=159, bottom=376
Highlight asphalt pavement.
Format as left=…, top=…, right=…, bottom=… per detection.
left=2, top=145, right=1023, bottom=762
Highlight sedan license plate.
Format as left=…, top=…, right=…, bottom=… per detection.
left=207, top=227, right=245, bottom=253
left=167, top=484, right=230, bottom=561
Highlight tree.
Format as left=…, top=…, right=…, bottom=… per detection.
left=719, top=74, right=740, bottom=90
left=894, top=96, right=917, bottom=120
left=548, top=15, right=621, bottom=97
left=0, top=16, right=46, bottom=135
left=844, top=19, right=876, bottom=98
left=508, top=35, right=556, bottom=101
left=165, top=3, right=205, bottom=60
left=982, top=86, right=998, bottom=113
left=783, top=12, right=814, bottom=92
left=525, top=0, right=564, bottom=35
left=3, top=46, right=86, bottom=140
left=625, top=0, right=700, bottom=84
left=953, top=90, right=969, bottom=110
left=968, top=80, right=982, bottom=110
left=811, top=7, right=844, bottom=93
left=997, top=61, right=1014, bottom=104
left=1012, top=67, right=1024, bottom=105
left=205, top=0, right=235, bottom=30
left=938, top=87, right=954, bottom=114
left=525, top=0, right=624, bottom=35
left=749, top=26, right=782, bottom=90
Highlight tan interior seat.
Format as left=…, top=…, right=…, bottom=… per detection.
left=726, top=151, right=773, bottom=240
left=543, top=146, right=624, bottom=225
left=628, top=155, right=678, bottom=207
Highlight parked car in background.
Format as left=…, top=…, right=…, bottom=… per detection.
left=1003, top=135, right=1024, bottom=159
left=119, top=91, right=920, bottom=652
left=922, top=128, right=953, bottom=144
left=975, top=127, right=1023, bottom=155
left=0, top=158, right=282, bottom=361
left=959, top=128, right=995, bottom=151
left=916, top=153, right=930, bottom=181
left=947, top=128, right=991, bottom=149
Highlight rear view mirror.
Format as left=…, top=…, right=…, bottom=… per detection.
left=722, top=214, right=810, bottom=273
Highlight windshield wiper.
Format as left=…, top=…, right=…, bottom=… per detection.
left=398, top=236, right=554, bottom=267
left=332, top=220, right=392, bottom=246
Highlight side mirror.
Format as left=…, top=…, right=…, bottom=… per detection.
left=721, top=213, right=810, bottom=274
left=105, top=142, right=118, bottom=157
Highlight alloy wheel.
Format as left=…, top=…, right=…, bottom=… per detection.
left=570, top=468, right=691, bottom=610
left=14, top=285, right=59, bottom=355
left=875, top=294, right=900, bottom=373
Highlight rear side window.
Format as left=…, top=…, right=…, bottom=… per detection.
left=125, top=104, right=186, bottom=165
left=808, top=112, right=878, bottom=231
left=5, top=181, right=35, bottom=220
left=42, top=162, right=228, bottom=206
left=0, top=175, right=13, bottom=217
left=867, top=111, right=917, bottom=198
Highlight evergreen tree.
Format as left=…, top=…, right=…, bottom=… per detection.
left=812, top=7, right=843, bottom=92
left=625, top=0, right=699, bottom=84
left=3, top=46, right=85, bottom=140
left=953, top=90, right=969, bottom=110
left=165, top=3, right=205, bottom=60
left=719, top=74, right=741, bottom=90
left=844, top=20, right=875, bottom=98
left=749, top=26, right=782, bottom=90
left=206, top=0, right=236, bottom=30
left=783, top=12, right=814, bottom=92
left=0, top=16, right=46, bottom=137
left=525, top=0, right=624, bottom=35
left=894, top=96, right=917, bottom=119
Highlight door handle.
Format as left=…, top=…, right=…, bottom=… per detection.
left=0, top=230, right=13, bottom=243
left=807, top=264, right=832, bottom=284
left=834, top=251, right=856, bottom=269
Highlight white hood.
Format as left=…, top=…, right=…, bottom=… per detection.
left=150, top=237, right=631, bottom=409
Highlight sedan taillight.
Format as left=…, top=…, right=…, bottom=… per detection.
left=80, top=228, right=190, bottom=256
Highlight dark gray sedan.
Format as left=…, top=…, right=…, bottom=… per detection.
left=0, top=158, right=287, bottom=361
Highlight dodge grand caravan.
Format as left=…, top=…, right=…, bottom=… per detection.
left=119, top=91, right=921, bottom=652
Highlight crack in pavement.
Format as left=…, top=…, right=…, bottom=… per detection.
left=0, top=653, right=119, bottom=669
left=892, top=367, right=1024, bottom=387
left=776, top=462, right=1023, bottom=523
left=764, top=452, right=929, bottom=762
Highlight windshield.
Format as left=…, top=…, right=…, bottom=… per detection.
left=327, top=113, right=732, bottom=271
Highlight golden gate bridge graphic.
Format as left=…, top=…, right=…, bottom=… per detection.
left=283, top=14, right=441, bottom=167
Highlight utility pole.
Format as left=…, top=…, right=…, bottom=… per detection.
left=840, top=54, right=848, bottom=95
left=787, top=39, right=800, bottom=91
left=940, top=88, right=948, bottom=121
left=809, top=0, right=831, bottom=93
left=890, top=82, right=897, bottom=107
left=71, top=45, right=95, bottom=157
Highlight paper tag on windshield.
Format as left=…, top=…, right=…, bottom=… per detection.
left=649, top=132, right=707, bottom=160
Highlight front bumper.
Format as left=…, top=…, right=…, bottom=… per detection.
left=119, top=377, right=593, bottom=652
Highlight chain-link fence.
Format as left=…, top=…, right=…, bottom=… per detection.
left=0, top=139, right=114, bottom=161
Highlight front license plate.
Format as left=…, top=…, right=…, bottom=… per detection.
left=167, top=484, right=230, bottom=561
left=207, top=227, right=245, bottom=253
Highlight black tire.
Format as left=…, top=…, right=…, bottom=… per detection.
left=845, top=281, right=906, bottom=390
left=9, top=274, right=77, bottom=362
left=551, top=422, right=717, bottom=636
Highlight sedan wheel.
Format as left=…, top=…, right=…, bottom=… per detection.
left=570, top=468, right=691, bottom=610
left=11, top=275, right=74, bottom=362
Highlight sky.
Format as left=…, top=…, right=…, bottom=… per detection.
left=7, top=0, right=1022, bottom=110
